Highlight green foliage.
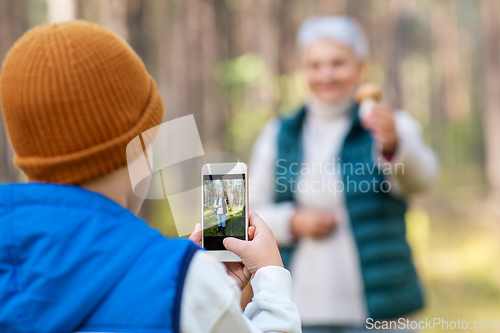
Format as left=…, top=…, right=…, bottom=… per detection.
left=224, top=106, right=272, bottom=161
left=215, top=53, right=265, bottom=87
left=276, top=71, right=307, bottom=115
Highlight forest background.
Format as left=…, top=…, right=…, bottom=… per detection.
left=1, top=0, right=499, bottom=330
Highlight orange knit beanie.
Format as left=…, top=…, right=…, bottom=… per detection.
left=0, top=21, right=163, bottom=184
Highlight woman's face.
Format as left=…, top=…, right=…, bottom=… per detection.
left=219, top=192, right=224, bottom=198
left=301, top=39, right=363, bottom=104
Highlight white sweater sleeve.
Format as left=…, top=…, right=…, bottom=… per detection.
left=378, top=110, right=439, bottom=196
left=180, top=251, right=301, bottom=333
left=249, top=119, right=296, bottom=246
left=393, top=110, right=439, bottom=195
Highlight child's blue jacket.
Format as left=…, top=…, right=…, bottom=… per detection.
left=0, top=183, right=199, bottom=333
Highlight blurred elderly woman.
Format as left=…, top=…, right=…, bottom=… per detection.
left=214, top=190, right=228, bottom=235
left=249, top=16, right=438, bottom=332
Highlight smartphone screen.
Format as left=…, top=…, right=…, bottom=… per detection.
left=203, top=173, right=246, bottom=250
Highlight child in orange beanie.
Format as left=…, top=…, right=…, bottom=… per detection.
left=0, top=21, right=300, bottom=333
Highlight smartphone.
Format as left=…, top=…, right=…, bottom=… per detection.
left=201, top=162, right=248, bottom=262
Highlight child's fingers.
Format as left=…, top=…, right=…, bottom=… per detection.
left=223, top=237, right=248, bottom=256
left=188, top=223, right=202, bottom=245
left=248, top=225, right=256, bottom=241
left=248, top=212, right=269, bottom=232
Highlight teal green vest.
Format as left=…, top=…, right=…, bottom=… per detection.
left=275, top=104, right=424, bottom=319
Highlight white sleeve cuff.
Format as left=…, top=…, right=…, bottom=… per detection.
left=251, top=266, right=293, bottom=303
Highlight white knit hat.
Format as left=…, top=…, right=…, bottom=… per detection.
left=297, top=16, right=369, bottom=59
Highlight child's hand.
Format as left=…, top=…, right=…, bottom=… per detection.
left=188, top=222, right=254, bottom=290
left=223, top=213, right=283, bottom=275
left=223, top=224, right=256, bottom=290
left=223, top=261, right=252, bottom=290
left=188, top=223, right=202, bottom=246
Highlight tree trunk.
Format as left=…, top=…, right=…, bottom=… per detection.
left=0, top=0, right=27, bottom=183
left=479, top=0, right=500, bottom=200
left=47, top=0, right=75, bottom=23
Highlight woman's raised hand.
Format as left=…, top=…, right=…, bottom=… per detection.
left=362, top=105, right=398, bottom=155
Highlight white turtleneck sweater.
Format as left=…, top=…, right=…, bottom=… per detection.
left=249, top=97, right=438, bottom=326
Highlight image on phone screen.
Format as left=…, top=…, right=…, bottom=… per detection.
left=203, top=174, right=246, bottom=250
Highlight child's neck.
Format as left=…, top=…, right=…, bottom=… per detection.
left=81, top=167, right=141, bottom=214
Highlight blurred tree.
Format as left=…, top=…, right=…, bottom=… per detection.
left=100, top=0, right=128, bottom=40
left=479, top=0, right=500, bottom=200
left=381, top=0, right=404, bottom=109
left=0, top=0, right=28, bottom=182
left=47, top=0, right=75, bottom=23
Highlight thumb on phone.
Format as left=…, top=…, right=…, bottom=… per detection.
left=188, top=223, right=202, bottom=246
left=223, top=237, right=247, bottom=256
left=223, top=213, right=283, bottom=275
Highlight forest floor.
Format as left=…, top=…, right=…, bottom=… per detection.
left=203, top=207, right=246, bottom=238
left=408, top=193, right=500, bottom=332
